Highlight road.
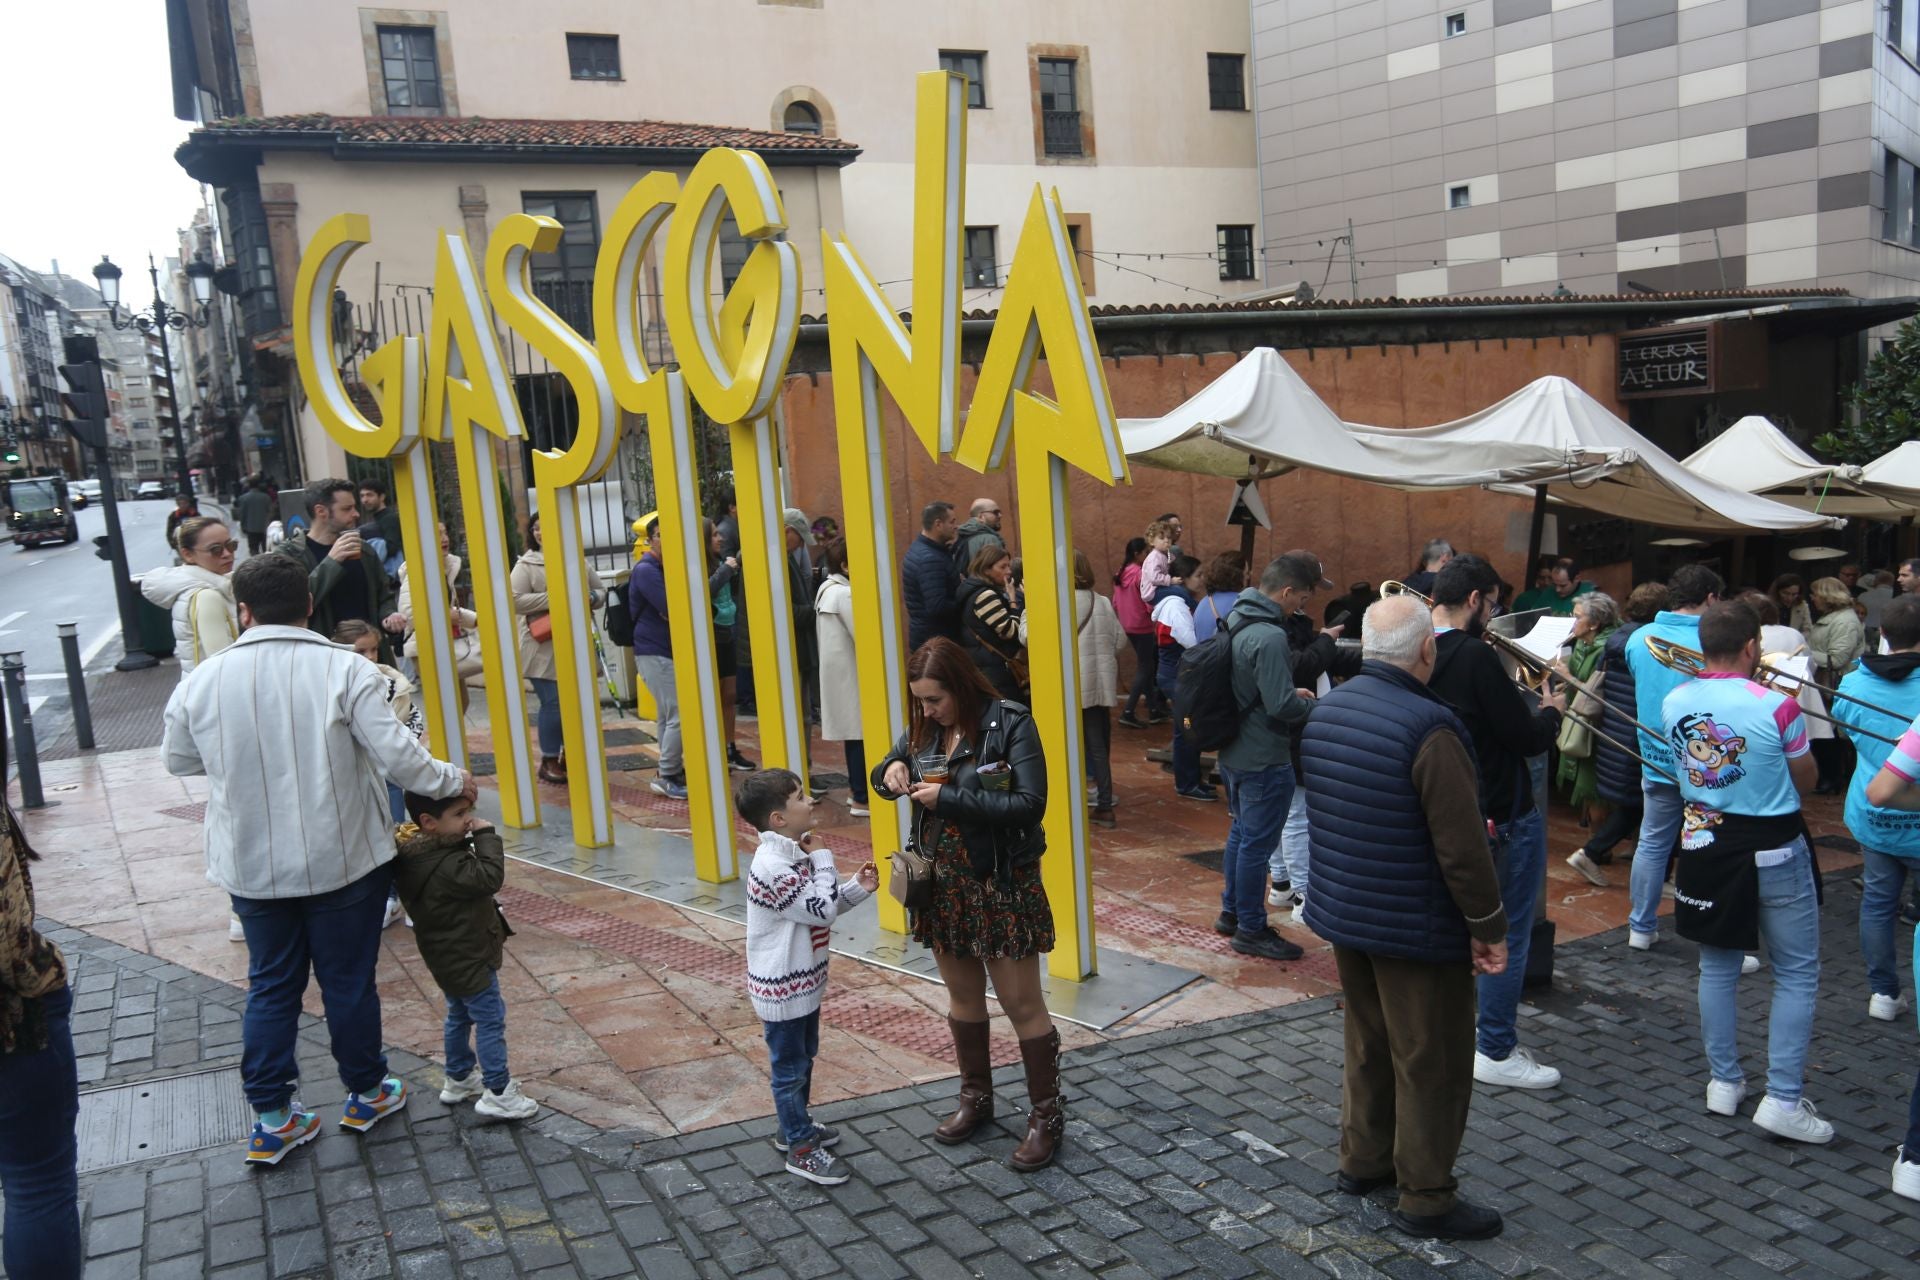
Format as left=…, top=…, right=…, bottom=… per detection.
left=1, top=495, right=211, bottom=701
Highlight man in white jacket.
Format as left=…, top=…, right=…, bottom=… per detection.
left=163, top=554, right=473, bottom=1165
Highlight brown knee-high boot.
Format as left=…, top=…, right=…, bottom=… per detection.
left=1010, top=1027, right=1063, bottom=1171
left=934, top=1018, right=994, bottom=1143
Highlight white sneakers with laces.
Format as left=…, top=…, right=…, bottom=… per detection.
left=1472, top=1047, right=1561, bottom=1091
left=1868, top=992, right=1909, bottom=1022
left=475, top=1080, right=539, bottom=1121
left=439, top=1068, right=485, bottom=1104
left=1627, top=929, right=1657, bottom=951
left=1893, top=1147, right=1920, bottom=1202
left=1752, top=1095, right=1834, bottom=1144
left=1704, top=1078, right=1747, bottom=1117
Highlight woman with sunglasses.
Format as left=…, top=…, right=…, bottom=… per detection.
left=140, top=516, right=240, bottom=674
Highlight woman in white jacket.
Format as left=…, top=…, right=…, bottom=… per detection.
left=139, top=516, right=238, bottom=676
left=1018, top=550, right=1127, bottom=827
left=814, top=538, right=867, bottom=816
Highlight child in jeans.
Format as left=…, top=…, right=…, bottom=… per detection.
left=737, top=769, right=877, bottom=1185
left=392, top=791, right=538, bottom=1121
left=337, top=618, right=422, bottom=928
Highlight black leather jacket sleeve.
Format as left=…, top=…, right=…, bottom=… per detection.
left=933, top=707, right=1047, bottom=829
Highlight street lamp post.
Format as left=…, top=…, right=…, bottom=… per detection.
left=92, top=253, right=216, bottom=499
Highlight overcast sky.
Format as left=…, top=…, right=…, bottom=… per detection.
left=1, top=1, right=209, bottom=284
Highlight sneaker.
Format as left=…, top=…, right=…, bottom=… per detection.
left=1752, top=1095, right=1834, bottom=1144
left=1289, top=894, right=1309, bottom=928
left=228, top=914, right=246, bottom=943
left=848, top=805, right=871, bottom=818
left=244, top=1109, right=320, bottom=1166
left=1147, top=710, right=1171, bottom=726
left=382, top=895, right=404, bottom=929
left=1266, top=886, right=1288, bottom=909
left=1176, top=785, right=1219, bottom=802
left=773, top=1123, right=840, bottom=1153
left=1392, top=1198, right=1503, bottom=1241
left=1893, top=1147, right=1920, bottom=1202
left=1742, top=954, right=1763, bottom=975
left=1705, top=1077, right=1748, bottom=1117
left=1118, top=712, right=1149, bottom=731
left=475, top=1080, right=539, bottom=1121
left=1869, top=992, right=1909, bottom=1022
left=785, top=1143, right=851, bottom=1186
left=1230, top=928, right=1304, bottom=961
left=1567, top=851, right=1609, bottom=887
left=727, top=746, right=754, bottom=772
left=1213, top=912, right=1238, bottom=936
left=1090, top=806, right=1117, bottom=829
left=1473, top=1048, right=1561, bottom=1091
left=439, top=1068, right=484, bottom=1104
left=650, top=777, right=689, bottom=800
left=1628, top=929, right=1657, bottom=951
left=339, top=1077, right=409, bottom=1132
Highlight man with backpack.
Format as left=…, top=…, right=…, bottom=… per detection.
left=1198, top=551, right=1329, bottom=961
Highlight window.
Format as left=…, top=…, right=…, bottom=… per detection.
left=964, top=226, right=999, bottom=288
left=718, top=216, right=752, bottom=293
left=1217, top=225, right=1255, bottom=281
left=1039, top=57, right=1081, bottom=156
left=1207, top=54, right=1246, bottom=110
left=940, top=51, right=987, bottom=108
left=783, top=101, right=822, bottom=134
left=1887, top=151, right=1919, bottom=248
left=1445, top=12, right=1467, bottom=38
left=520, top=193, right=600, bottom=336
left=1448, top=184, right=1472, bottom=209
left=224, top=184, right=280, bottom=335
left=566, top=33, right=620, bottom=80
left=1895, top=0, right=1920, bottom=67
left=377, top=25, right=443, bottom=115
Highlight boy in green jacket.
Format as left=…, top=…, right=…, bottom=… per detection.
left=393, top=792, right=537, bottom=1121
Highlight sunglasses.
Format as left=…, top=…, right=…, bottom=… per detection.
left=193, top=539, right=241, bottom=555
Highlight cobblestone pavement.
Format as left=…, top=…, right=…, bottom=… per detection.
left=3, top=862, right=1917, bottom=1278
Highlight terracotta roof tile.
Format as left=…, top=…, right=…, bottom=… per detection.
left=191, top=112, right=859, bottom=156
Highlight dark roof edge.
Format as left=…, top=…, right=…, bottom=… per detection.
left=176, top=127, right=862, bottom=174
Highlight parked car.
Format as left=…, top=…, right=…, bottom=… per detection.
left=71, top=477, right=101, bottom=508
left=136, top=480, right=165, bottom=499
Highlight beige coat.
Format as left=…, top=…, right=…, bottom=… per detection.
left=815, top=573, right=862, bottom=742
left=1017, top=587, right=1126, bottom=708
left=398, top=553, right=482, bottom=678
left=510, top=549, right=605, bottom=682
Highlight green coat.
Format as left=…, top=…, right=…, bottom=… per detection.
left=275, top=529, right=398, bottom=659
left=391, top=827, right=513, bottom=999
left=1216, top=589, right=1313, bottom=772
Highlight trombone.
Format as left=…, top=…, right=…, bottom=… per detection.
left=1381, top=579, right=1679, bottom=782
left=1642, top=635, right=1904, bottom=747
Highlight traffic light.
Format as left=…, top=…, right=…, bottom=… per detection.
left=57, top=350, right=108, bottom=453
left=2, top=425, right=17, bottom=466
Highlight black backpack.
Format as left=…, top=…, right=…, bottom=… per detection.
left=1174, top=614, right=1276, bottom=752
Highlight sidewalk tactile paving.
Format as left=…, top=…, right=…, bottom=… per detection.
left=159, top=802, right=206, bottom=824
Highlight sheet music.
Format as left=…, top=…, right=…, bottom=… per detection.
left=1511, top=616, right=1577, bottom=666
left=1770, top=653, right=1814, bottom=688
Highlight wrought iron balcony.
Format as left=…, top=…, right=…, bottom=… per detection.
left=1042, top=110, right=1083, bottom=156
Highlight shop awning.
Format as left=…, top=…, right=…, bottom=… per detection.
left=1679, top=416, right=1916, bottom=519
left=1860, top=441, right=1920, bottom=509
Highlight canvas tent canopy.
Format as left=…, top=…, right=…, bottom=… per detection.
left=1860, top=441, right=1920, bottom=508
left=1679, top=416, right=1915, bottom=519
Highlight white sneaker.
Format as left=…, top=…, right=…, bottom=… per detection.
left=1705, top=1077, right=1748, bottom=1116
left=1628, top=930, right=1657, bottom=951
left=475, top=1079, right=539, bottom=1121
left=1741, top=954, right=1762, bottom=975
left=848, top=805, right=870, bottom=818
left=439, top=1068, right=484, bottom=1104
left=1661, top=881, right=1676, bottom=900
left=1289, top=894, right=1308, bottom=927
left=381, top=896, right=404, bottom=929
left=1752, top=1095, right=1834, bottom=1144
left=1893, top=1147, right=1920, bottom=1202
left=1567, top=851, right=1609, bottom=887
left=228, top=915, right=246, bottom=943
left=1473, top=1047, right=1561, bottom=1091
left=1267, top=885, right=1288, bottom=909
left=1869, top=993, right=1909, bottom=1022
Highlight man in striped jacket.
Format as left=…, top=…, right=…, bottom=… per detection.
left=163, top=553, right=472, bottom=1166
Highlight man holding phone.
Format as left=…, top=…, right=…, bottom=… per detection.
left=276, top=478, right=406, bottom=659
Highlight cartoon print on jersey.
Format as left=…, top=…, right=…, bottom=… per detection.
left=1681, top=802, right=1723, bottom=851
left=1672, top=712, right=1748, bottom=790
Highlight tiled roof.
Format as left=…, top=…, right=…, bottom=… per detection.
left=188, top=113, right=859, bottom=158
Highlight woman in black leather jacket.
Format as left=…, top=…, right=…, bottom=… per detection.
left=872, top=637, right=1061, bottom=1171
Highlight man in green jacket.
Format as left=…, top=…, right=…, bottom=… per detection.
left=1214, top=550, right=1330, bottom=961
left=275, top=478, right=404, bottom=660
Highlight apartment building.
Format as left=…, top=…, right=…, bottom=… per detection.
left=1250, top=0, right=1920, bottom=320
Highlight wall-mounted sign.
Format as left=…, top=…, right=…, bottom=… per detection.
left=1616, top=321, right=1767, bottom=400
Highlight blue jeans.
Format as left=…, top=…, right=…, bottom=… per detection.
left=387, top=781, right=405, bottom=824
left=1860, top=847, right=1915, bottom=998
left=231, top=866, right=393, bottom=1114
left=1269, top=785, right=1310, bottom=898
left=1219, top=763, right=1295, bottom=936
left=1157, top=662, right=1200, bottom=791
left=1629, top=779, right=1684, bottom=935
left=444, top=972, right=510, bottom=1093
left=529, top=676, right=563, bottom=758
left=1698, top=842, right=1819, bottom=1105
left=763, top=1011, right=821, bottom=1147
left=0, top=985, right=81, bottom=1279
left=1476, top=807, right=1546, bottom=1061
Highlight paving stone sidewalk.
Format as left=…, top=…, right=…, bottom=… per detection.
left=6, top=869, right=1919, bottom=1279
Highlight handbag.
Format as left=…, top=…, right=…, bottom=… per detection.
left=528, top=613, right=553, bottom=644
left=888, top=842, right=935, bottom=911
left=1555, top=710, right=1593, bottom=759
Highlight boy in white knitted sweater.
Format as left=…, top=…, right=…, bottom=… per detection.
left=737, top=769, right=877, bottom=1185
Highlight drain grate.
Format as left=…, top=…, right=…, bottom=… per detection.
left=76, top=1067, right=251, bottom=1172
left=1179, top=849, right=1225, bottom=873
left=159, top=802, right=207, bottom=824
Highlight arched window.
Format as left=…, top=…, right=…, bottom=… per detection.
left=783, top=101, right=822, bottom=135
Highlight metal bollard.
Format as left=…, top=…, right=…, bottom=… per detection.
left=1, top=651, right=44, bottom=810
left=57, top=623, right=95, bottom=751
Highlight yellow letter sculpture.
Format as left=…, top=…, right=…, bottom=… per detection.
left=291, top=213, right=463, bottom=764
left=488, top=214, right=621, bottom=847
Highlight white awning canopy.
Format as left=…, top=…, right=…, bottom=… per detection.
left=1860, top=441, right=1920, bottom=508
left=1680, top=416, right=1915, bottom=518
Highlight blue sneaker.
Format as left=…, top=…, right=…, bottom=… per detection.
left=245, top=1109, right=320, bottom=1166
left=339, top=1076, right=409, bottom=1133
left=649, top=777, right=689, bottom=800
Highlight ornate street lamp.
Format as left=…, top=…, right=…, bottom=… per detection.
left=92, top=252, right=217, bottom=496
